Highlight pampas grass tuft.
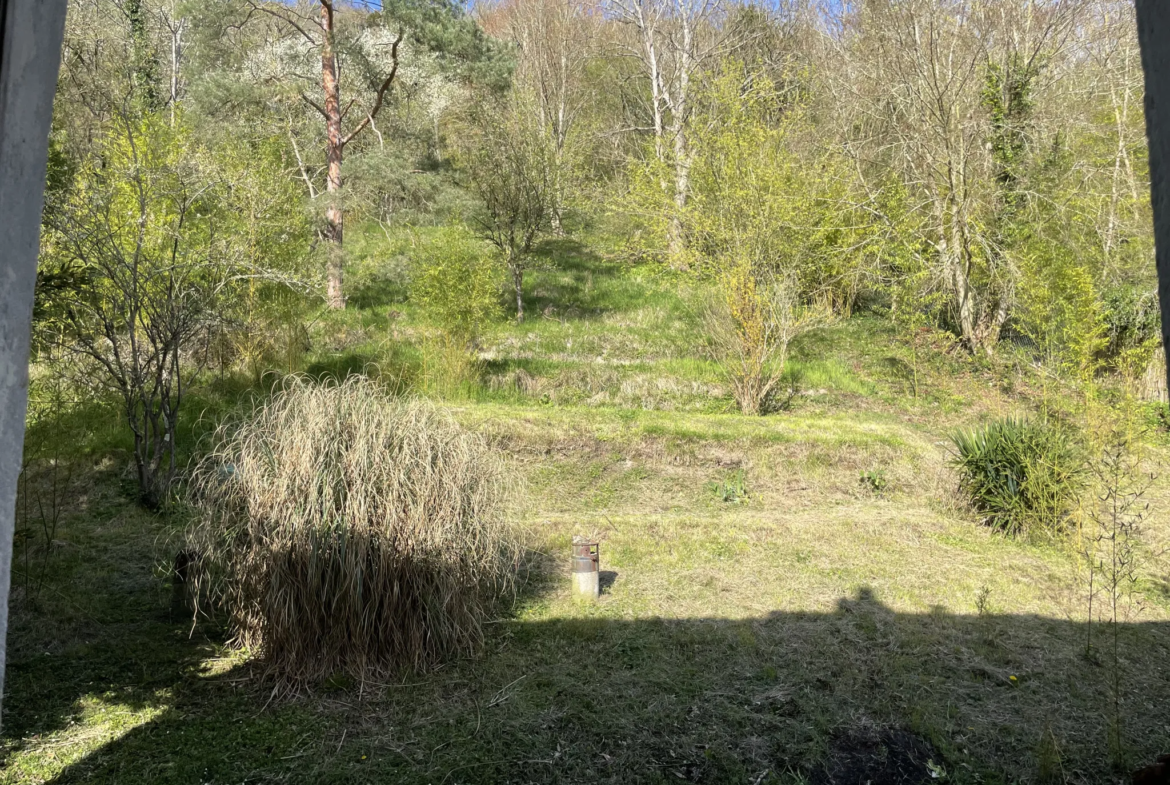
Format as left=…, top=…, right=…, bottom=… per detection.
left=188, top=376, right=520, bottom=683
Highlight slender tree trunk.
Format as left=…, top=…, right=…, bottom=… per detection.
left=321, top=1, right=346, bottom=309
left=668, top=122, right=689, bottom=258
left=667, top=13, right=693, bottom=259
left=512, top=255, right=524, bottom=321
left=938, top=197, right=979, bottom=352
left=127, top=0, right=160, bottom=109
left=167, top=6, right=184, bottom=127
left=550, top=202, right=563, bottom=235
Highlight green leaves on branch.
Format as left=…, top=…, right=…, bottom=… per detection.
left=411, top=225, right=504, bottom=347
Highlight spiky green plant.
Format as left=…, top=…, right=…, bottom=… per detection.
left=951, top=417, right=1086, bottom=536
left=187, top=377, right=521, bottom=683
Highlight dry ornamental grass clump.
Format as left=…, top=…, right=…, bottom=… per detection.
left=188, top=377, right=521, bottom=683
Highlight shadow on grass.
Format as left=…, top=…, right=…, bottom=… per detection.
left=7, top=581, right=1169, bottom=784
left=522, top=239, right=657, bottom=320
left=305, top=351, right=379, bottom=383
left=347, top=276, right=408, bottom=311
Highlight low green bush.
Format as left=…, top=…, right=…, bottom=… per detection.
left=708, top=469, right=748, bottom=504
left=859, top=469, right=888, bottom=494
left=951, top=417, right=1086, bottom=536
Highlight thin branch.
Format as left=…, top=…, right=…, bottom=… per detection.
left=341, top=29, right=403, bottom=148
left=301, top=91, right=328, bottom=119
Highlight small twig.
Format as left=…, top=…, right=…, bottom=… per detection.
left=486, top=673, right=529, bottom=709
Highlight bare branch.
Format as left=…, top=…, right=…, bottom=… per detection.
left=340, top=28, right=403, bottom=148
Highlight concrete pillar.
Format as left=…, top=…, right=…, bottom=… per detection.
left=0, top=0, right=69, bottom=718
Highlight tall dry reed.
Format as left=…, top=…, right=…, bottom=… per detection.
left=188, top=377, right=520, bottom=682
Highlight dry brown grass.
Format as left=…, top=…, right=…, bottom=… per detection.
left=187, top=376, right=521, bottom=683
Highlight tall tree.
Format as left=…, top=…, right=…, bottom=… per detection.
left=609, top=0, right=724, bottom=256
left=244, top=0, right=402, bottom=309
left=828, top=0, right=1079, bottom=354
left=457, top=91, right=553, bottom=320
left=482, top=0, right=599, bottom=234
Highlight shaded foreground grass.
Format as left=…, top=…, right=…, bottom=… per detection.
left=6, top=583, right=1170, bottom=785
left=5, top=402, right=1170, bottom=784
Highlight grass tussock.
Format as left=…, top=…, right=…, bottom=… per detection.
left=188, top=376, right=521, bottom=683
left=951, top=417, right=1087, bottom=536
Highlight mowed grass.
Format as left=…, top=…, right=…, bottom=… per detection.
left=5, top=235, right=1170, bottom=784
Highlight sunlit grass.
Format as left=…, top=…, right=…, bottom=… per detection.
left=8, top=233, right=1170, bottom=783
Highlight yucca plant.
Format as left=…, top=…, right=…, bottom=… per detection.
left=187, top=377, right=521, bottom=683
left=951, top=417, right=1087, bottom=536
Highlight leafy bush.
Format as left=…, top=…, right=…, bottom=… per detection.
left=411, top=225, right=503, bottom=346
left=188, top=377, right=520, bottom=682
left=703, top=269, right=829, bottom=416
left=1101, top=285, right=1160, bottom=358
left=951, top=418, right=1087, bottom=536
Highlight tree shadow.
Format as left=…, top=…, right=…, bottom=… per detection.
left=7, top=581, right=1169, bottom=785
left=522, top=239, right=647, bottom=321
left=304, top=351, right=379, bottom=383
left=1, top=584, right=226, bottom=758
left=347, top=276, right=408, bottom=311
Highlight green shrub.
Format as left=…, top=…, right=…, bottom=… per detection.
left=951, top=418, right=1086, bottom=536
left=188, top=377, right=520, bottom=683
left=411, top=225, right=503, bottom=346
left=708, top=469, right=748, bottom=504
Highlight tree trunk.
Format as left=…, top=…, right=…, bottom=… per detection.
left=667, top=12, right=693, bottom=260
left=127, top=0, right=161, bottom=109
left=1136, top=1, right=1170, bottom=399
left=668, top=122, right=690, bottom=259
left=937, top=197, right=983, bottom=353
left=512, top=257, right=524, bottom=321
left=321, top=1, right=345, bottom=310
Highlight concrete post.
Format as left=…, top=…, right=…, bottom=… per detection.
left=0, top=0, right=69, bottom=717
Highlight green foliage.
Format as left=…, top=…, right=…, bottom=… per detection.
left=454, top=89, right=554, bottom=318
left=859, top=469, right=889, bottom=494
left=681, top=66, right=864, bottom=311
left=1014, top=238, right=1106, bottom=382
left=951, top=418, right=1087, bottom=536
left=40, top=111, right=225, bottom=507
left=708, top=469, right=748, bottom=504
left=1102, top=286, right=1160, bottom=358
left=703, top=265, right=829, bottom=416
left=376, top=0, right=513, bottom=91
left=211, top=134, right=313, bottom=382
left=982, top=55, right=1039, bottom=208
left=411, top=226, right=504, bottom=345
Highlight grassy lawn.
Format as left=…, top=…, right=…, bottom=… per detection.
left=4, top=232, right=1170, bottom=784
